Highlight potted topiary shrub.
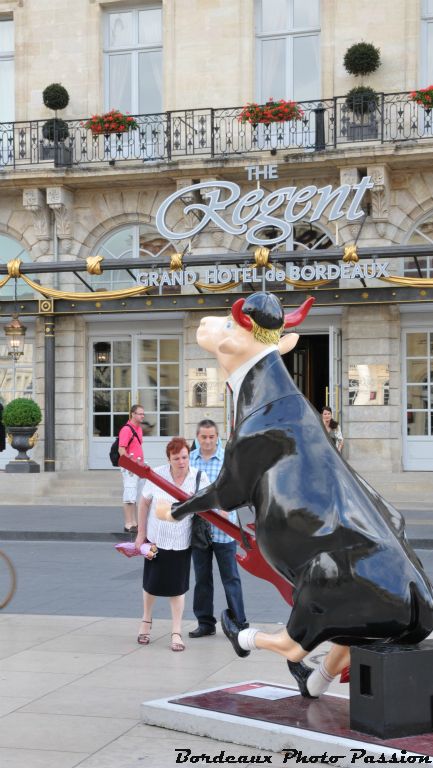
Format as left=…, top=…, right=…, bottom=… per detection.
left=343, top=42, right=381, bottom=140
left=40, top=82, right=72, bottom=166
left=3, top=397, right=42, bottom=473
left=343, top=42, right=381, bottom=77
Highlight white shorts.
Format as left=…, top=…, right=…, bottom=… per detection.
left=121, top=469, right=144, bottom=504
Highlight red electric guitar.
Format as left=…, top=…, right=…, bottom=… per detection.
left=119, top=454, right=293, bottom=606
left=119, top=454, right=350, bottom=683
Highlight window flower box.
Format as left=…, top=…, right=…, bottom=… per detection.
left=409, top=86, right=433, bottom=112
left=82, top=109, right=139, bottom=135
left=238, top=98, right=304, bottom=126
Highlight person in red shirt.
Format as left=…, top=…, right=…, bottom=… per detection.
left=118, top=404, right=145, bottom=533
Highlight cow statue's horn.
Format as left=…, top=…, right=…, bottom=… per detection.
left=284, top=297, right=315, bottom=328
left=231, top=298, right=253, bottom=330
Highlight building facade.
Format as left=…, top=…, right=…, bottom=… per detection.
left=0, top=0, right=433, bottom=474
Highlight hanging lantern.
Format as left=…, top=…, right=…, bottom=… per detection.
left=4, top=314, right=27, bottom=361
left=94, top=341, right=111, bottom=365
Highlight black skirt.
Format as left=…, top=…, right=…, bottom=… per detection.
left=142, top=546, right=191, bottom=597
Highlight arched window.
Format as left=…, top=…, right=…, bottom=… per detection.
left=404, top=212, right=433, bottom=278
left=0, top=233, right=33, bottom=298
left=90, top=223, right=175, bottom=290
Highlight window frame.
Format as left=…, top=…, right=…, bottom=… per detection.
left=0, top=16, right=14, bottom=122
left=254, top=0, right=320, bottom=102
left=103, top=5, right=163, bottom=115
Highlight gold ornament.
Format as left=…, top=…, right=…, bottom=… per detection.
left=170, top=253, right=183, bottom=271
left=86, top=255, right=104, bottom=275
left=254, top=247, right=270, bottom=267
left=342, top=245, right=359, bottom=263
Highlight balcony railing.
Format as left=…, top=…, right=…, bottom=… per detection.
left=1, top=91, right=433, bottom=169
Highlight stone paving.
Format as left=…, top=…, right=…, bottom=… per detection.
left=0, top=613, right=314, bottom=767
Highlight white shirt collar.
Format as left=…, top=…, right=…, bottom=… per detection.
left=227, top=346, right=278, bottom=419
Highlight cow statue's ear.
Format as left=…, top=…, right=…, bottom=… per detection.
left=278, top=332, right=299, bottom=355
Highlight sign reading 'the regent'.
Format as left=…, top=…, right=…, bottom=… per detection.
left=155, top=175, right=374, bottom=247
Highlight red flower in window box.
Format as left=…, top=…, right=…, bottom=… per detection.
left=409, top=86, right=433, bottom=110
left=238, top=98, right=304, bottom=126
left=82, top=109, right=139, bottom=134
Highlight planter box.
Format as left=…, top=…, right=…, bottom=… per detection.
left=39, top=141, right=72, bottom=167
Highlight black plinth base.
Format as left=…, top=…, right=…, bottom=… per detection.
left=350, top=640, right=433, bottom=739
left=5, top=460, right=40, bottom=473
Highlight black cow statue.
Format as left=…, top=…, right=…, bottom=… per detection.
left=155, top=292, right=433, bottom=699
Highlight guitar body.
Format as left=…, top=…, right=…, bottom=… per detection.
left=119, top=455, right=293, bottom=605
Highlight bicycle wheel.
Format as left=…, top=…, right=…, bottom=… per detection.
left=0, top=550, right=17, bottom=609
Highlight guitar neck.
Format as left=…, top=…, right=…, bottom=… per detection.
left=118, top=455, right=250, bottom=545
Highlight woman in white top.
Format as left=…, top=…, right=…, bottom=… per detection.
left=321, top=406, right=344, bottom=453
left=135, top=437, right=208, bottom=652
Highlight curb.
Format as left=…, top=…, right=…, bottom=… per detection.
left=0, top=532, right=433, bottom=549
left=0, top=531, right=133, bottom=543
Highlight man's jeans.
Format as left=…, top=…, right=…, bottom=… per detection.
left=192, top=540, right=247, bottom=628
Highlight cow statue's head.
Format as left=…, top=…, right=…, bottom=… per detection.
left=197, top=292, right=315, bottom=376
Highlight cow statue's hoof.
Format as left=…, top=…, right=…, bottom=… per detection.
left=287, top=660, right=317, bottom=698
left=221, top=609, right=250, bottom=658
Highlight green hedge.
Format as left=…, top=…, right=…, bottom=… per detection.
left=3, top=398, right=42, bottom=428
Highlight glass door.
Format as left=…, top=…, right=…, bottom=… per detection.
left=0, top=336, right=34, bottom=469
left=89, top=334, right=181, bottom=469
left=403, top=330, right=433, bottom=470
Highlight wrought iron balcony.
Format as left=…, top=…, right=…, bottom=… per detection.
left=1, top=91, right=433, bottom=169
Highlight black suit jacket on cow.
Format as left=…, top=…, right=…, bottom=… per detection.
left=173, top=350, right=433, bottom=651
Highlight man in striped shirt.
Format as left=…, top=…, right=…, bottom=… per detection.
left=189, top=419, right=248, bottom=638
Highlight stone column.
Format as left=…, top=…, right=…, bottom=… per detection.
left=55, top=315, right=86, bottom=470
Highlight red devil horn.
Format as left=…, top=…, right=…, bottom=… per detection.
left=284, top=297, right=315, bottom=328
left=231, top=298, right=253, bottom=330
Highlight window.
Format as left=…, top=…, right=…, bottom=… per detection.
left=422, top=0, right=433, bottom=84
left=91, top=336, right=180, bottom=438
left=104, top=6, right=162, bottom=115
left=255, top=0, right=320, bottom=102
left=405, top=332, right=433, bottom=437
left=0, top=341, right=34, bottom=404
left=0, top=17, right=14, bottom=122
left=405, top=213, right=433, bottom=278
left=90, top=224, right=175, bottom=291
left=0, top=233, right=33, bottom=298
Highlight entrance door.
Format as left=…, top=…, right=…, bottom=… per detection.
left=89, top=334, right=182, bottom=469
left=283, top=332, right=329, bottom=412
left=403, top=329, right=433, bottom=470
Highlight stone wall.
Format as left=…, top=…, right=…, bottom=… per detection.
left=7, top=0, right=424, bottom=122
left=342, top=305, right=401, bottom=473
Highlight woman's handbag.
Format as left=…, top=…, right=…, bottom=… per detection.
left=190, top=471, right=213, bottom=549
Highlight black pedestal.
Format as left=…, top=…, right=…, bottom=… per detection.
left=350, top=640, right=433, bottom=739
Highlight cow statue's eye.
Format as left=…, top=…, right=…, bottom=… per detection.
left=225, top=319, right=233, bottom=329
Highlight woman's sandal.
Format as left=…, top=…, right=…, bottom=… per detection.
left=137, top=619, right=152, bottom=645
left=171, top=632, right=185, bottom=652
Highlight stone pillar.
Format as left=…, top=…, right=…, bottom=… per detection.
left=54, top=315, right=86, bottom=470
left=44, top=315, right=56, bottom=471
left=342, top=304, right=401, bottom=473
